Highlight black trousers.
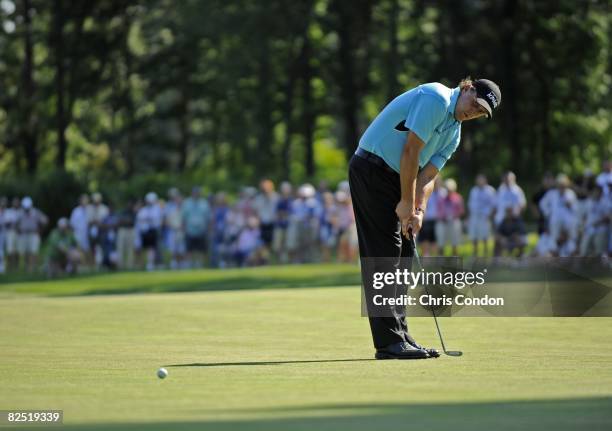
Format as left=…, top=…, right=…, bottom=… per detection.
left=348, top=153, right=415, bottom=349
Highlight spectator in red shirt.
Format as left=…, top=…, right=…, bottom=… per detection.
left=436, top=179, right=465, bottom=256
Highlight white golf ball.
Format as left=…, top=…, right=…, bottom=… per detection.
left=157, top=368, right=168, bottom=379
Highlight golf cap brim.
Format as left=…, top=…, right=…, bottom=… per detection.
left=473, top=79, right=501, bottom=119
left=476, top=98, right=493, bottom=119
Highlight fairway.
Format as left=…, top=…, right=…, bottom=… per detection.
left=1, top=266, right=611, bottom=430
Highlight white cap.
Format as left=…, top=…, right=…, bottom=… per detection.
left=556, top=173, right=570, bottom=187
left=337, top=180, right=350, bottom=193
left=299, top=184, right=316, bottom=198
left=335, top=190, right=348, bottom=202
left=444, top=179, right=457, bottom=193
left=145, top=192, right=158, bottom=204
left=22, top=196, right=33, bottom=209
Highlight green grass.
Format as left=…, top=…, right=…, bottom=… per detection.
left=0, top=264, right=361, bottom=296
left=0, top=265, right=611, bottom=430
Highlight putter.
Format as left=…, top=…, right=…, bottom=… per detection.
left=408, top=231, right=463, bottom=357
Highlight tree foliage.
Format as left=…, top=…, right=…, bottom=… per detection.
left=0, top=0, right=610, bottom=194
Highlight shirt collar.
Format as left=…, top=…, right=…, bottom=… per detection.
left=448, top=87, right=461, bottom=122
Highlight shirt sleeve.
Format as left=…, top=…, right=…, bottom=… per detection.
left=467, top=189, right=475, bottom=212
left=429, top=131, right=460, bottom=170
left=404, top=93, right=446, bottom=144
left=539, top=190, right=552, bottom=217
left=517, top=186, right=527, bottom=208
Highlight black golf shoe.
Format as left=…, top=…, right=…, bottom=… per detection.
left=375, top=342, right=430, bottom=360
left=408, top=341, right=440, bottom=358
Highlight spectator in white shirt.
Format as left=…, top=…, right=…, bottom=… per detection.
left=253, top=179, right=279, bottom=261
left=235, top=216, right=262, bottom=267
left=136, top=192, right=162, bottom=271
left=532, top=230, right=556, bottom=258
left=3, top=197, right=21, bottom=271
left=467, top=174, right=497, bottom=257
left=553, top=228, right=577, bottom=257
left=579, top=185, right=610, bottom=256
left=17, top=197, right=48, bottom=272
left=494, top=171, right=527, bottom=257
left=539, top=174, right=577, bottom=245
left=494, top=171, right=526, bottom=226
left=70, top=194, right=92, bottom=261
left=89, top=192, right=109, bottom=267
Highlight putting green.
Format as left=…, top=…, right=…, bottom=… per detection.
left=0, top=266, right=611, bottom=430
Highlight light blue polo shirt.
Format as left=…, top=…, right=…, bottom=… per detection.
left=358, top=83, right=461, bottom=173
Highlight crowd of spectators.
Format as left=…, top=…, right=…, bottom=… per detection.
left=420, top=161, right=611, bottom=259
left=0, top=160, right=609, bottom=276
left=0, top=179, right=358, bottom=275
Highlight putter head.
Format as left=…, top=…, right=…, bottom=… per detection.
left=445, top=351, right=463, bottom=357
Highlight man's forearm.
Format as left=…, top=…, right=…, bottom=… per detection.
left=415, top=163, right=439, bottom=213
left=415, top=178, right=435, bottom=212
left=399, top=133, right=425, bottom=208
left=399, top=148, right=420, bottom=207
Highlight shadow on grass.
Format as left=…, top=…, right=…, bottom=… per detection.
left=166, top=358, right=375, bottom=367
left=11, top=397, right=612, bottom=431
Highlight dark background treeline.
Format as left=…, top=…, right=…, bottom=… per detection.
left=0, top=0, right=610, bottom=223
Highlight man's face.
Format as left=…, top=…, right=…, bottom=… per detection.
left=280, top=184, right=292, bottom=197
left=455, top=85, right=488, bottom=121
left=260, top=180, right=274, bottom=194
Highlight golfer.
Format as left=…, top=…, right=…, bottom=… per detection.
left=349, top=78, right=501, bottom=359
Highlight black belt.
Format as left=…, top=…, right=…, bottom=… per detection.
left=354, top=147, right=398, bottom=175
